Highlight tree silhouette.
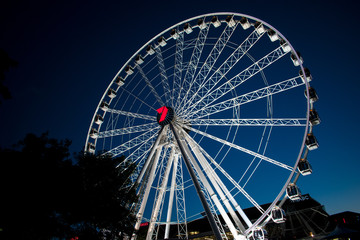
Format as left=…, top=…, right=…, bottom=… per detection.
left=70, top=152, right=137, bottom=239
left=0, top=133, right=137, bottom=240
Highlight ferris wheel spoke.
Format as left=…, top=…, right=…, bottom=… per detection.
left=178, top=23, right=239, bottom=114
left=119, top=140, right=155, bottom=183
left=189, top=77, right=304, bottom=119
left=155, top=47, right=172, bottom=105
left=189, top=118, right=306, bottom=126
left=103, top=127, right=160, bottom=157
left=180, top=124, right=293, bottom=172
left=136, top=64, right=165, bottom=106
left=175, top=24, right=210, bottom=110
left=106, top=108, right=156, bottom=121
left=97, top=122, right=159, bottom=138
left=179, top=29, right=264, bottom=117
left=184, top=46, right=288, bottom=116
left=120, top=87, right=157, bottom=111
left=172, top=31, right=185, bottom=108
left=123, top=136, right=156, bottom=165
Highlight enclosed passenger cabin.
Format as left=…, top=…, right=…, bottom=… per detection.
left=306, top=133, right=319, bottom=150
left=305, top=87, right=319, bottom=103
left=211, top=16, right=221, bottom=28
left=280, top=39, right=291, bottom=53
left=115, top=76, right=125, bottom=87
left=248, top=227, right=268, bottom=240
left=298, top=158, right=312, bottom=176
left=87, top=142, right=96, bottom=154
left=271, top=206, right=286, bottom=223
left=100, top=101, right=109, bottom=111
left=240, top=17, right=251, bottom=30
left=226, top=15, right=236, bottom=27
left=107, top=88, right=117, bottom=99
left=299, top=67, right=312, bottom=82
left=170, top=29, right=179, bottom=40
left=267, top=29, right=279, bottom=42
left=183, top=23, right=193, bottom=34
left=309, top=109, right=321, bottom=126
left=287, top=183, right=302, bottom=201
left=125, top=65, right=134, bottom=75
left=90, top=128, right=99, bottom=139
left=198, top=18, right=207, bottom=30
left=94, top=114, right=104, bottom=125
left=158, top=36, right=167, bottom=47
left=135, top=54, right=144, bottom=65
left=254, top=21, right=266, bottom=34
left=291, top=51, right=303, bottom=66
left=146, top=45, right=155, bottom=55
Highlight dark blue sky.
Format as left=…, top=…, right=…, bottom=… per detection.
left=1, top=0, right=360, bottom=215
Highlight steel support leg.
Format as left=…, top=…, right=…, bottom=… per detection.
left=146, top=147, right=175, bottom=240
left=183, top=130, right=247, bottom=234
left=165, top=151, right=178, bottom=239
left=170, top=123, right=223, bottom=240
left=132, top=146, right=163, bottom=240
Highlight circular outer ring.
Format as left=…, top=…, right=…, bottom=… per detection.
left=84, top=12, right=312, bottom=237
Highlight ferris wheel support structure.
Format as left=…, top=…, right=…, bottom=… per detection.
left=85, top=12, right=320, bottom=240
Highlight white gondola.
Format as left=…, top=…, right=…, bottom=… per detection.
left=90, top=128, right=99, bottom=139
left=305, top=87, right=318, bottom=103
left=271, top=206, right=286, bottom=223
left=299, top=67, right=312, bottom=82
left=158, top=36, right=167, bottom=47
left=248, top=227, right=268, bottom=240
left=286, top=183, right=302, bottom=201
left=240, top=17, right=251, bottom=30
left=254, top=21, right=266, bottom=34
left=305, top=133, right=319, bottom=150
left=225, top=15, right=236, bottom=27
left=170, top=29, right=179, bottom=39
left=267, top=28, right=279, bottom=42
left=125, top=65, right=134, bottom=75
left=100, top=101, right=109, bottom=111
left=183, top=23, right=193, bottom=34
left=135, top=54, right=144, bottom=65
left=94, top=114, right=104, bottom=125
left=291, top=51, right=303, bottom=66
left=211, top=16, right=221, bottom=28
left=298, top=158, right=312, bottom=176
left=309, top=109, right=321, bottom=126
left=115, top=76, right=125, bottom=86
left=198, top=18, right=207, bottom=29
left=87, top=142, right=96, bottom=154
left=107, top=88, right=117, bottom=99
left=146, top=45, right=155, bottom=55
left=280, top=39, right=291, bottom=53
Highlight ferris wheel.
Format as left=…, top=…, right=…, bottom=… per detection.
left=85, top=12, right=320, bottom=240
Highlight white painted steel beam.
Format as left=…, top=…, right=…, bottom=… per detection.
left=181, top=125, right=293, bottom=172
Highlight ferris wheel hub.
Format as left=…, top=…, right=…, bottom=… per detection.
left=156, top=106, right=175, bottom=126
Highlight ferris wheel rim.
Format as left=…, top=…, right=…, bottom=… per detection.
left=84, top=12, right=312, bottom=239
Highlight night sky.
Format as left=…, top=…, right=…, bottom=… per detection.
left=1, top=0, right=360, bottom=216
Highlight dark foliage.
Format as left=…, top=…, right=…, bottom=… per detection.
left=0, top=133, right=137, bottom=239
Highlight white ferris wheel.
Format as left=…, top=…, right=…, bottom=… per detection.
left=85, top=12, right=320, bottom=240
